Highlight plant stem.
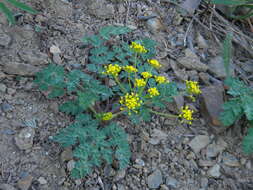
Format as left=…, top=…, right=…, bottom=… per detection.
left=89, top=105, right=97, bottom=115
left=112, top=110, right=126, bottom=118
left=148, top=109, right=178, bottom=118
left=114, top=76, right=127, bottom=93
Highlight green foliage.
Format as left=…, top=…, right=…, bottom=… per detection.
left=53, top=115, right=130, bottom=178
left=210, top=0, right=253, bottom=19
left=35, top=25, right=197, bottom=179
left=220, top=34, right=253, bottom=154
left=0, top=0, right=37, bottom=25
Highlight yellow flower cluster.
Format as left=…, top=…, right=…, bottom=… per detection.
left=124, top=65, right=138, bottom=73
left=120, top=92, right=143, bottom=113
left=141, top=72, right=152, bottom=79
left=135, top=78, right=146, bottom=87
left=179, top=106, right=194, bottom=125
left=155, top=76, right=168, bottom=84
left=148, top=59, right=161, bottom=68
left=130, top=42, right=148, bottom=53
left=185, top=80, right=201, bottom=95
left=102, top=112, right=113, bottom=121
left=148, top=87, right=160, bottom=97
left=104, top=64, right=121, bottom=77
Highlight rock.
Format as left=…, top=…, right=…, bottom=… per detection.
left=86, top=0, right=115, bottom=18
left=7, top=88, right=16, bottom=96
left=0, top=184, right=17, bottom=190
left=18, top=50, right=48, bottom=66
left=198, top=160, right=215, bottom=167
left=149, top=129, right=168, bottom=145
left=170, top=59, right=188, bottom=81
left=159, top=58, right=171, bottom=72
left=50, top=45, right=61, bottom=54
left=38, top=177, right=47, bottom=185
left=147, top=170, right=163, bottom=189
left=14, top=128, right=35, bottom=150
left=49, top=0, right=72, bottom=18
left=67, top=160, right=75, bottom=172
left=222, top=152, right=240, bottom=167
left=0, top=83, right=7, bottom=93
left=177, top=49, right=209, bottom=71
left=240, top=60, right=253, bottom=73
left=207, top=164, right=221, bottom=178
left=60, top=147, right=73, bottom=163
left=206, top=138, right=227, bottom=158
left=2, top=62, right=40, bottom=76
left=117, top=184, right=125, bottom=190
left=167, top=95, right=184, bottom=113
left=188, top=135, right=210, bottom=154
left=114, top=169, right=126, bottom=181
left=200, top=85, right=224, bottom=127
left=146, top=18, right=164, bottom=33
left=187, top=70, right=199, bottom=81
left=165, top=177, right=178, bottom=188
left=17, top=175, right=33, bottom=190
left=208, top=56, right=234, bottom=79
left=75, top=179, right=82, bottom=186
left=0, top=32, right=12, bottom=48
left=200, top=177, right=209, bottom=188
left=1, top=102, right=13, bottom=112
left=199, top=72, right=211, bottom=85
left=134, top=158, right=145, bottom=168
left=196, top=33, right=208, bottom=49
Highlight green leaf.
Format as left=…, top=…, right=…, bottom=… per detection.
left=5, top=0, right=38, bottom=14
left=242, top=95, right=253, bottom=120
left=242, top=128, right=253, bottom=154
left=48, top=88, right=65, bottom=98
left=71, top=159, right=92, bottom=179
left=224, top=77, right=252, bottom=97
left=99, top=25, right=131, bottom=40
left=77, top=91, right=99, bottom=109
left=219, top=99, right=243, bottom=126
left=0, top=2, right=15, bottom=24
left=66, top=70, right=91, bottom=93
left=210, top=0, right=249, bottom=6
left=59, top=100, right=83, bottom=115
left=139, top=107, right=151, bottom=122
left=81, top=34, right=104, bottom=47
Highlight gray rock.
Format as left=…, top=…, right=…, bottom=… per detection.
left=222, top=152, right=240, bottom=167
left=2, top=62, right=40, bottom=76
left=200, top=85, right=224, bottom=128
left=149, top=129, right=168, bottom=145
left=165, top=177, right=178, bottom=188
left=114, top=169, right=126, bottom=181
left=17, top=175, right=33, bottom=190
left=1, top=102, right=13, bottom=112
left=0, top=184, right=17, bottom=190
left=196, top=33, right=208, bottom=49
left=134, top=158, right=145, bottom=168
left=170, top=59, right=188, bottom=81
left=177, top=49, right=209, bottom=71
left=117, top=184, right=125, bottom=190
left=14, top=128, right=35, bottom=150
left=208, top=56, right=234, bottom=79
left=206, top=138, right=227, bottom=158
left=188, top=135, right=210, bottom=154
left=207, top=164, right=221, bottom=178
left=38, top=177, right=47, bottom=185
left=67, top=160, right=75, bottom=172
left=167, top=95, right=184, bottom=113
left=7, top=88, right=16, bottom=95
left=147, top=170, right=163, bottom=189
left=86, top=0, right=115, bottom=18
left=0, top=83, right=7, bottom=93
left=0, top=32, right=11, bottom=47
left=60, top=147, right=73, bottom=163
left=146, top=18, right=164, bottom=33
left=18, top=50, right=48, bottom=66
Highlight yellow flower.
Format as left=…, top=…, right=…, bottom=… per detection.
left=185, top=80, right=201, bottom=95
left=141, top=72, right=152, bottom=79
left=155, top=76, right=168, bottom=84
left=178, top=106, right=194, bottom=125
left=124, top=65, right=138, bottom=73
left=119, top=92, right=143, bottom=114
left=135, top=78, right=146, bottom=87
left=104, top=64, right=121, bottom=77
left=130, top=41, right=147, bottom=53
left=148, top=87, right=160, bottom=97
left=148, top=59, right=161, bottom=68
left=102, top=112, right=113, bottom=121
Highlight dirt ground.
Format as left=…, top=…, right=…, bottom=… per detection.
left=0, top=0, right=253, bottom=190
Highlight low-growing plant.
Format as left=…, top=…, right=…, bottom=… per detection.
left=34, top=25, right=201, bottom=178
left=0, top=0, right=38, bottom=25
left=219, top=33, right=253, bottom=154
left=209, top=0, right=253, bottom=19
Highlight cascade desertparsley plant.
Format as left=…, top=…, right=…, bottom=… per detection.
left=34, top=26, right=201, bottom=179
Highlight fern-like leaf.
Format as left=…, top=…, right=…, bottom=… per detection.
left=0, top=2, right=15, bottom=24
left=99, top=25, right=131, bottom=40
